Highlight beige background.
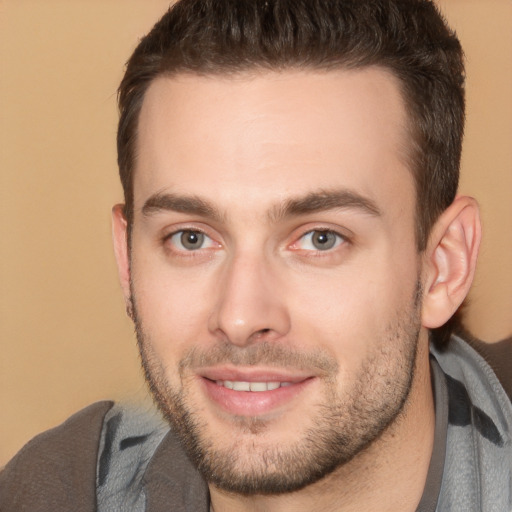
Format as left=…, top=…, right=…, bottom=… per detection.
left=1, top=0, right=511, bottom=466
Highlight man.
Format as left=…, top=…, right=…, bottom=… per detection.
left=1, top=0, right=511, bottom=510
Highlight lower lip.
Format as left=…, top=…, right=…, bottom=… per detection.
left=201, top=377, right=314, bottom=417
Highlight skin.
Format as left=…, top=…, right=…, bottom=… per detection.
left=113, top=68, right=481, bottom=511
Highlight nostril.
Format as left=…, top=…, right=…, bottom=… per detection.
left=252, top=328, right=273, bottom=340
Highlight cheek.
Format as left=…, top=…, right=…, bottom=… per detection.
left=286, top=251, right=419, bottom=360
left=287, top=279, right=385, bottom=367
left=130, top=256, right=217, bottom=355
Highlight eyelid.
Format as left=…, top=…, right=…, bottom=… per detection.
left=288, top=227, right=350, bottom=252
left=162, top=225, right=222, bottom=253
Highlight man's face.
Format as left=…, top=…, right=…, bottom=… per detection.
left=125, top=68, right=425, bottom=493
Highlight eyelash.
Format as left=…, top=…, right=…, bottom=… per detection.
left=163, top=228, right=217, bottom=254
left=290, top=229, right=348, bottom=254
left=162, top=227, right=349, bottom=258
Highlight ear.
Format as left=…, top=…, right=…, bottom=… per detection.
left=112, top=204, right=133, bottom=318
left=422, top=196, right=481, bottom=329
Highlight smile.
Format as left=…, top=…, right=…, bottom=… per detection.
left=202, top=375, right=315, bottom=417
left=215, top=380, right=293, bottom=392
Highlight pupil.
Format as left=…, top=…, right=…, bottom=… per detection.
left=313, top=231, right=335, bottom=250
left=181, top=231, right=203, bottom=250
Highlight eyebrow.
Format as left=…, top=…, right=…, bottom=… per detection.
left=142, top=192, right=223, bottom=222
left=141, top=189, right=381, bottom=223
left=271, top=189, right=382, bottom=222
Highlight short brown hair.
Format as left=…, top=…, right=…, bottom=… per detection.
left=117, top=0, right=465, bottom=345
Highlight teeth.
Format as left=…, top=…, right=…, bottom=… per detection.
left=233, top=381, right=251, bottom=391
left=215, top=380, right=292, bottom=392
left=248, top=382, right=265, bottom=392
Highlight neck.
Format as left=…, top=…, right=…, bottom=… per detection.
left=209, top=335, right=435, bottom=512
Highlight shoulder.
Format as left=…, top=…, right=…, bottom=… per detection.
left=432, top=335, right=512, bottom=420
left=0, top=401, right=114, bottom=512
left=465, top=335, right=512, bottom=402
left=431, top=335, right=512, bottom=509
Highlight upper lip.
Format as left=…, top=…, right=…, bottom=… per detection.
left=198, top=366, right=313, bottom=383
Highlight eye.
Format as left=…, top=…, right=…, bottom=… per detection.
left=296, top=230, right=344, bottom=251
left=168, top=230, right=215, bottom=251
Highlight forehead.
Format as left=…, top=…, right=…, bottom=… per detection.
left=134, top=68, right=414, bottom=220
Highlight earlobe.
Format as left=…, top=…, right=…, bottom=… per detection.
left=112, top=204, right=132, bottom=316
left=422, top=196, right=481, bottom=329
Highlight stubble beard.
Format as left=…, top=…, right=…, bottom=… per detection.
left=131, top=284, right=422, bottom=496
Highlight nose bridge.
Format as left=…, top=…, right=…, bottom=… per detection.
left=209, top=247, right=290, bottom=346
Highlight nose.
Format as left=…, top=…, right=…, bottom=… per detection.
left=208, top=251, right=291, bottom=346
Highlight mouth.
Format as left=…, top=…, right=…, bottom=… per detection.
left=213, top=380, right=293, bottom=392
left=198, top=369, right=314, bottom=417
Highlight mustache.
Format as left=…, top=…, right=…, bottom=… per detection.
left=178, top=341, right=339, bottom=376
